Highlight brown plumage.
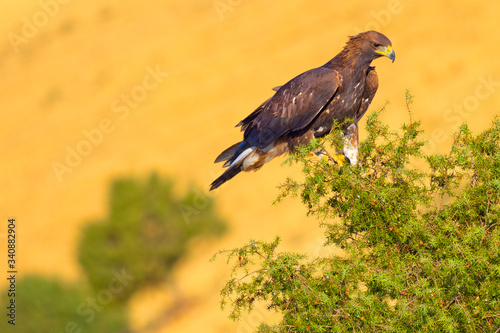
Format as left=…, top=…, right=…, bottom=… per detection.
left=211, top=31, right=395, bottom=190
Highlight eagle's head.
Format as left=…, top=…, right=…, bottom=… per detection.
left=348, top=31, right=396, bottom=63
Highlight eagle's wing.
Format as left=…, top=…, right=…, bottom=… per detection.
left=244, top=67, right=340, bottom=149
left=237, top=86, right=283, bottom=132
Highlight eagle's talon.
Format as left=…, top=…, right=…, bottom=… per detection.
left=361, top=169, right=374, bottom=178
left=312, top=149, right=346, bottom=166
left=332, top=153, right=346, bottom=166
left=312, top=149, right=328, bottom=160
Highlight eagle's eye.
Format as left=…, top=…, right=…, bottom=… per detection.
left=373, top=43, right=382, bottom=48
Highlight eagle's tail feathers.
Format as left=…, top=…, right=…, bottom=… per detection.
left=214, top=142, right=242, bottom=164
left=228, top=147, right=254, bottom=167
left=210, top=146, right=256, bottom=191
left=210, top=164, right=242, bottom=191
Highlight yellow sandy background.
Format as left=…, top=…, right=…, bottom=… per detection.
left=1, top=0, right=499, bottom=332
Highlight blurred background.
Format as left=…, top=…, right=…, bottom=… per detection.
left=1, top=0, right=499, bottom=332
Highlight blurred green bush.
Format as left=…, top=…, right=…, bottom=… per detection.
left=0, top=173, right=226, bottom=332
left=79, top=173, right=227, bottom=301
left=0, top=276, right=127, bottom=333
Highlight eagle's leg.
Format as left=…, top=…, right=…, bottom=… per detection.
left=311, top=148, right=346, bottom=166
left=343, top=123, right=374, bottom=177
left=342, top=123, right=359, bottom=166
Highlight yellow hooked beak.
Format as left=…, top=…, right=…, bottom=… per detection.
left=375, top=45, right=396, bottom=63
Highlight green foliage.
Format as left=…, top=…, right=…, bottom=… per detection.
left=216, top=96, right=500, bottom=332
left=0, top=276, right=127, bottom=333
left=79, top=173, right=227, bottom=301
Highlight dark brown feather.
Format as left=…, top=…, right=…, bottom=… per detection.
left=237, top=86, right=282, bottom=131
left=356, top=66, right=378, bottom=120
left=214, top=142, right=241, bottom=164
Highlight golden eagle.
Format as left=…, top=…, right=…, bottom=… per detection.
left=210, top=31, right=395, bottom=191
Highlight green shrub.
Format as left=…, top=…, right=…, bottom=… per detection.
left=215, top=95, right=500, bottom=332
left=79, top=173, right=227, bottom=301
